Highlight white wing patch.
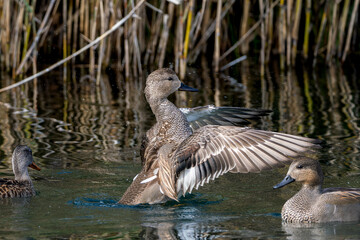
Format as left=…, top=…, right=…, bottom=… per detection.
left=140, top=175, right=157, bottom=184
left=133, top=174, right=139, bottom=181
left=140, top=168, right=160, bottom=184
left=177, top=167, right=197, bottom=196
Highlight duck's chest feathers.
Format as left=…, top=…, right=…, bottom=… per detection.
left=282, top=189, right=319, bottom=223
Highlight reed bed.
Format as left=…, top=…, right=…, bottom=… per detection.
left=0, top=0, right=359, bottom=84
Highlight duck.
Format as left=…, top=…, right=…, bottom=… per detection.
left=273, top=157, right=360, bottom=223
left=0, top=145, right=41, bottom=198
left=119, top=68, right=320, bottom=205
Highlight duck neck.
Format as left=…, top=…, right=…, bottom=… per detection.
left=147, top=96, right=192, bottom=142
left=302, top=183, right=322, bottom=192
left=293, top=184, right=322, bottom=204
left=12, top=156, right=32, bottom=182
left=148, top=97, right=184, bottom=124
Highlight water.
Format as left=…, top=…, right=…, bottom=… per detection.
left=0, top=62, right=360, bottom=239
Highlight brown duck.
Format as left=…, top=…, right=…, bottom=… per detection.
left=119, top=68, right=320, bottom=205
left=0, top=145, right=41, bottom=198
left=274, top=157, right=360, bottom=223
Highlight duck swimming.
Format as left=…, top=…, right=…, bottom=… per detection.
left=0, top=145, right=41, bottom=198
left=273, top=157, right=360, bottom=223
left=119, top=68, right=320, bottom=205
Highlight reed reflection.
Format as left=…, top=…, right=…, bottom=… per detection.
left=0, top=63, right=359, bottom=174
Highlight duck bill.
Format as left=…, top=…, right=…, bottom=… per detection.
left=273, top=175, right=295, bottom=189
left=178, top=83, right=199, bottom=92
left=29, top=162, right=41, bottom=171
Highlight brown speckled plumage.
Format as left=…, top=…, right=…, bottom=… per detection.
left=119, top=68, right=320, bottom=205
left=0, top=145, right=40, bottom=199
left=274, top=158, right=360, bottom=223
left=0, top=178, right=35, bottom=198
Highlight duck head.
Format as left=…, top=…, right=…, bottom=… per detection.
left=12, top=145, right=41, bottom=181
left=273, top=158, right=324, bottom=189
left=144, top=68, right=198, bottom=102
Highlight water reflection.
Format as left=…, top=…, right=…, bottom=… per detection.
left=0, top=62, right=360, bottom=238
left=1, top=64, right=360, bottom=168
left=0, top=197, right=33, bottom=234
left=282, top=222, right=360, bottom=240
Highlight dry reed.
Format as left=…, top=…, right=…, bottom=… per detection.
left=0, top=0, right=359, bottom=92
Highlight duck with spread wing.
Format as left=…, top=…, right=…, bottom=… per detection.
left=119, top=68, right=320, bottom=205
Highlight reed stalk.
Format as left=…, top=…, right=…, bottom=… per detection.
left=240, top=0, right=250, bottom=54
left=1, top=1, right=11, bottom=69
left=180, top=0, right=193, bottom=78
left=124, top=1, right=130, bottom=78
left=190, top=0, right=206, bottom=48
left=313, top=2, right=328, bottom=66
left=326, top=1, right=339, bottom=64
left=213, top=0, right=222, bottom=73
left=286, top=0, right=292, bottom=66
left=72, top=0, right=80, bottom=57
left=265, top=0, right=273, bottom=63
left=157, top=2, right=173, bottom=68
left=259, top=0, right=265, bottom=76
left=148, top=1, right=165, bottom=66
left=0, top=0, right=359, bottom=84
left=133, top=0, right=143, bottom=77
left=278, top=0, right=285, bottom=70
left=12, top=3, right=24, bottom=78
left=16, top=0, right=57, bottom=75
left=175, top=3, right=183, bottom=74
left=67, top=0, right=73, bottom=56
left=96, top=0, right=106, bottom=85
left=303, top=0, right=311, bottom=59
left=220, top=0, right=279, bottom=62
left=79, top=0, right=85, bottom=60
left=89, top=0, right=99, bottom=76
left=342, top=0, right=359, bottom=62
left=0, top=0, right=146, bottom=93
left=337, top=0, right=350, bottom=58
left=104, top=0, right=113, bottom=66
left=183, top=0, right=193, bottom=60
left=158, top=14, right=170, bottom=68
left=20, top=1, right=35, bottom=78
left=144, top=3, right=162, bottom=64
left=189, top=0, right=235, bottom=63
left=291, top=0, right=302, bottom=65
left=63, top=0, right=68, bottom=64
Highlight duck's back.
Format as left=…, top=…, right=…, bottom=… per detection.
left=315, top=187, right=360, bottom=222
left=0, top=178, right=35, bottom=198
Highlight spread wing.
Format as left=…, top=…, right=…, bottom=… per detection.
left=172, top=125, right=320, bottom=196
left=321, top=188, right=360, bottom=204
left=179, top=105, right=271, bottom=131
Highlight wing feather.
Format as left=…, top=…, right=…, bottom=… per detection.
left=181, top=105, right=271, bottom=131
left=174, top=126, right=320, bottom=196
left=321, top=188, right=360, bottom=204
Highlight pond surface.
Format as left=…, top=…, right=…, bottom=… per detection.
left=0, top=61, right=360, bottom=239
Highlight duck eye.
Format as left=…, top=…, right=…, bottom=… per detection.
left=296, top=165, right=303, bottom=169
left=167, top=77, right=174, bottom=81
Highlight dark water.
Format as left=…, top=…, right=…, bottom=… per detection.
left=0, top=61, right=360, bottom=239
